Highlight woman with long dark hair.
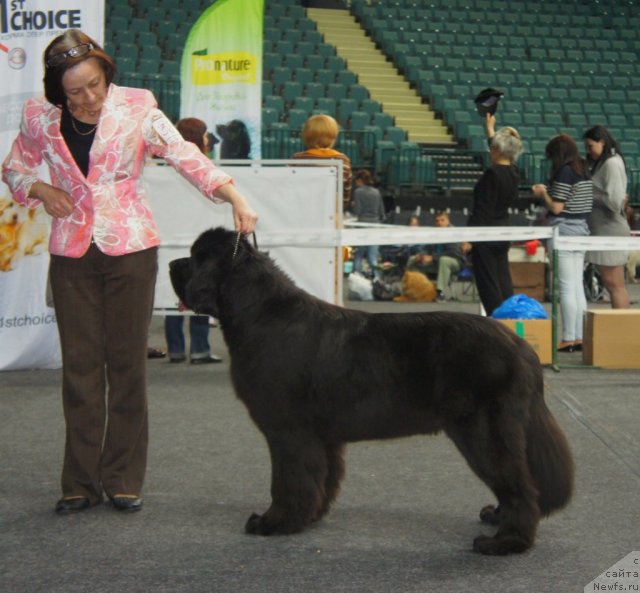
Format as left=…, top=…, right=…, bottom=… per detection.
left=532, top=135, right=593, bottom=352
left=583, top=125, right=630, bottom=309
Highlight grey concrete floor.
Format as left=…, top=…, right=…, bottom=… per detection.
left=1, top=284, right=639, bottom=593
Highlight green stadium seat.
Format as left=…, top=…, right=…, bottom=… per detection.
left=315, top=97, right=337, bottom=117
left=109, top=16, right=127, bottom=33
left=336, top=138, right=360, bottom=165
left=349, top=85, right=369, bottom=103
left=264, top=95, right=284, bottom=115
left=130, top=18, right=150, bottom=34
left=372, top=112, right=394, bottom=130
left=261, top=107, right=279, bottom=127
left=117, top=43, right=139, bottom=62
left=262, top=80, right=274, bottom=97
left=293, top=96, right=314, bottom=113
left=327, top=83, right=347, bottom=102
left=282, top=29, right=303, bottom=44
left=294, top=68, right=313, bottom=86
left=326, top=56, right=346, bottom=71
left=305, top=54, right=324, bottom=71
left=287, top=109, right=309, bottom=130
left=360, top=99, right=381, bottom=116
left=261, top=136, right=278, bottom=159
left=138, top=59, right=160, bottom=75
left=272, top=67, right=291, bottom=88
left=137, top=32, right=158, bottom=48
left=283, top=54, right=304, bottom=70
left=304, top=82, right=324, bottom=101
left=160, top=60, right=180, bottom=78
left=337, top=71, right=357, bottom=86
left=263, top=53, right=282, bottom=75
left=349, top=111, right=371, bottom=131
left=337, top=98, right=358, bottom=127
left=109, top=5, right=132, bottom=20
left=385, top=127, right=407, bottom=145
left=295, top=41, right=314, bottom=56
left=145, top=7, right=166, bottom=25
left=303, top=30, right=323, bottom=45
left=316, top=69, right=336, bottom=86
left=282, top=81, right=302, bottom=105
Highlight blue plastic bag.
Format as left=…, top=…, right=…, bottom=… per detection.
left=491, top=294, right=548, bottom=320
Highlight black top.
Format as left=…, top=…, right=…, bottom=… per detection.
left=468, top=164, right=520, bottom=227
left=60, top=108, right=96, bottom=177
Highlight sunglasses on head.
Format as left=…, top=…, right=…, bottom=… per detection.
left=46, top=43, right=94, bottom=68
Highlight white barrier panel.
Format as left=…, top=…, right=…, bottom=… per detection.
left=147, top=162, right=340, bottom=310
left=552, top=235, right=640, bottom=251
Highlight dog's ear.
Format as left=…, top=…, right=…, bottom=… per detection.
left=169, top=258, right=192, bottom=304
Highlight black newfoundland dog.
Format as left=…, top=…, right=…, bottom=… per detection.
left=170, top=228, right=574, bottom=555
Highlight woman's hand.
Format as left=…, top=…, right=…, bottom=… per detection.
left=30, top=182, right=74, bottom=218
left=214, top=183, right=258, bottom=234
left=532, top=183, right=565, bottom=215
left=531, top=184, right=547, bottom=198
left=485, top=113, right=496, bottom=138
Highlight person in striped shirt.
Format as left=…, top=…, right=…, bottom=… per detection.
left=532, top=135, right=593, bottom=353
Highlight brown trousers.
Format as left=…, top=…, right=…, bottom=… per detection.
left=49, top=243, right=158, bottom=503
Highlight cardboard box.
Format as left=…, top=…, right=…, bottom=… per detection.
left=498, top=319, right=552, bottom=365
left=583, top=310, right=640, bottom=369
left=509, top=262, right=546, bottom=302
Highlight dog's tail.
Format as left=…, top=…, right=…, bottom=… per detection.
left=526, top=379, right=575, bottom=515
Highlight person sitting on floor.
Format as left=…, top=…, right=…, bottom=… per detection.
left=406, top=210, right=471, bottom=302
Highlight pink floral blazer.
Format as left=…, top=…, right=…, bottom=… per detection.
left=2, top=84, right=232, bottom=257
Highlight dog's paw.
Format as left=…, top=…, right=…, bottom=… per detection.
left=472, top=534, right=531, bottom=555
left=245, top=512, right=273, bottom=535
left=245, top=511, right=306, bottom=536
left=479, top=504, right=501, bottom=525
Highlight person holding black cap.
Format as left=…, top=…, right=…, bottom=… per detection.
left=467, top=114, right=523, bottom=315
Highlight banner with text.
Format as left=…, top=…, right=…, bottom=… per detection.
left=179, top=0, right=263, bottom=159
left=0, top=0, right=104, bottom=370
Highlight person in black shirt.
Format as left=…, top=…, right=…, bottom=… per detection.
left=468, top=115, right=523, bottom=315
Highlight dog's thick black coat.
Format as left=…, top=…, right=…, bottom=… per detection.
left=170, top=228, right=574, bottom=555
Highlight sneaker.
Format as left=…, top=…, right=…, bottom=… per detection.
left=436, top=291, right=446, bottom=303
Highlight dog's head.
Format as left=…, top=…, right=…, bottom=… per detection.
left=216, top=119, right=251, bottom=159
left=169, top=227, right=254, bottom=317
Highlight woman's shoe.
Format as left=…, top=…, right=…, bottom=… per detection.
left=557, top=342, right=575, bottom=353
left=190, top=354, right=223, bottom=364
left=110, top=495, right=143, bottom=512
left=55, top=496, right=91, bottom=514
left=147, top=347, right=166, bottom=359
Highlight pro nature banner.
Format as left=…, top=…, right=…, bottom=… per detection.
left=179, top=0, right=263, bottom=159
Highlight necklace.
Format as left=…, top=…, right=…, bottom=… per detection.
left=70, top=114, right=98, bottom=136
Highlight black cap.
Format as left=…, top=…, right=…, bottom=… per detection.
left=474, top=88, right=504, bottom=117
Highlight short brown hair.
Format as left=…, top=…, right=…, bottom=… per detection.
left=301, top=114, right=340, bottom=149
left=177, top=118, right=208, bottom=154
left=43, top=29, right=115, bottom=107
left=355, top=169, right=373, bottom=185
